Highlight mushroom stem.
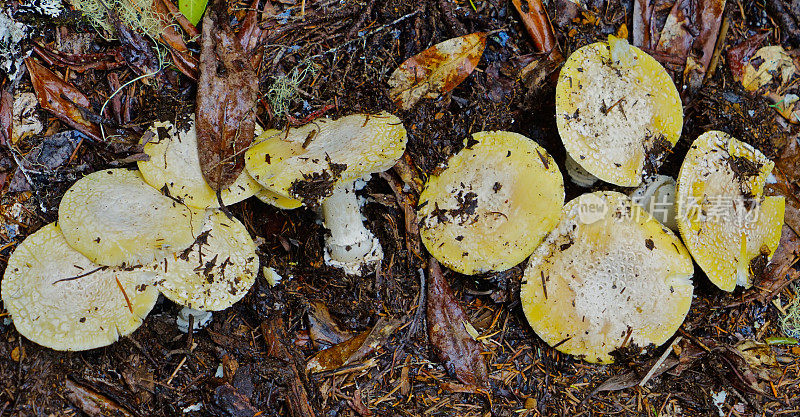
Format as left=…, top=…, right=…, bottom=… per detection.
left=322, top=181, right=383, bottom=275
left=630, top=175, right=677, bottom=231
left=177, top=307, right=212, bottom=333
left=565, top=154, right=598, bottom=187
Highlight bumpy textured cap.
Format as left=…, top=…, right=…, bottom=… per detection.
left=1, top=223, right=158, bottom=351
left=676, top=131, right=784, bottom=291
left=137, top=116, right=261, bottom=209
left=556, top=36, right=683, bottom=187
left=153, top=209, right=258, bottom=311
left=244, top=112, right=407, bottom=204
left=417, top=131, right=564, bottom=275
left=521, top=191, right=694, bottom=364
left=58, top=169, right=206, bottom=266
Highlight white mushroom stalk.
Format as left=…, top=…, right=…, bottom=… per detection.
left=565, top=154, right=598, bottom=188
left=630, top=175, right=677, bottom=230
left=176, top=307, right=213, bottom=334
left=322, top=180, right=383, bottom=275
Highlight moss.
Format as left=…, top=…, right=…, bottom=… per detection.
left=266, top=59, right=319, bottom=118
left=781, top=294, right=800, bottom=339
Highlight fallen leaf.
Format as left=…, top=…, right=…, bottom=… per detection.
left=511, top=0, right=562, bottom=60
left=180, top=0, right=208, bottom=26
left=426, top=258, right=489, bottom=387
left=307, top=301, right=355, bottom=349
left=388, top=33, right=486, bottom=111
left=196, top=0, right=258, bottom=191
left=0, top=88, right=11, bottom=146
left=25, top=58, right=102, bottom=141
left=681, top=0, right=725, bottom=92
left=726, top=32, right=770, bottom=82
left=306, top=316, right=400, bottom=373
left=64, top=379, right=136, bottom=417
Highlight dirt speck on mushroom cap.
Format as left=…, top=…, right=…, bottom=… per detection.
left=58, top=168, right=206, bottom=267
left=1, top=223, right=158, bottom=351
left=676, top=131, right=785, bottom=291
left=152, top=209, right=258, bottom=311
left=418, top=131, right=564, bottom=275
left=244, top=112, right=407, bottom=205
left=556, top=38, right=683, bottom=187
left=521, top=191, right=694, bottom=364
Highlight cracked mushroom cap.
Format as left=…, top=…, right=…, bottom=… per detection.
left=137, top=116, right=261, bottom=209
left=1, top=223, right=158, bottom=351
left=152, top=209, right=258, bottom=311
left=417, top=131, right=564, bottom=275
left=58, top=169, right=206, bottom=267
left=244, top=112, right=407, bottom=205
left=521, top=191, right=694, bottom=364
left=556, top=36, right=683, bottom=187
left=676, top=131, right=785, bottom=291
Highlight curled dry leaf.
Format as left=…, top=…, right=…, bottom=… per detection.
left=388, top=33, right=486, bottom=111
left=511, top=0, right=562, bottom=60
left=306, top=316, right=401, bottom=373
left=25, top=58, right=102, bottom=141
left=0, top=88, right=11, bottom=146
left=426, top=259, right=489, bottom=387
left=196, top=0, right=258, bottom=191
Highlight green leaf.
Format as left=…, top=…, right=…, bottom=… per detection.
left=179, top=0, right=208, bottom=26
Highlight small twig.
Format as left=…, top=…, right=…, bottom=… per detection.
left=52, top=266, right=108, bottom=284
left=639, top=336, right=681, bottom=387
left=404, top=267, right=427, bottom=341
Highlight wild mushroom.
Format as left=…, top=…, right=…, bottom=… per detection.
left=244, top=112, right=407, bottom=274
left=251, top=129, right=303, bottom=209
left=675, top=131, right=785, bottom=291
left=1, top=223, right=158, bottom=351
left=417, top=131, right=564, bottom=275
left=58, top=168, right=206, bottom=267
left=556, top=36, right=683, bottom=187
left=520, top=191, right=694, bottom=363
left=137, top=116, right=262, bottom=209
left=151, top=209, right=258, bottom=331
left=630, top=175, right=678, bottom=231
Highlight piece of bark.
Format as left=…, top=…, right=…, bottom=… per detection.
left=196, top=0, right=258, bottom=191
left=261, top=316, right=317, bottom=417
left=426, top=258, right=489, bottom=387
left=64, top=379, right=136, bottom=417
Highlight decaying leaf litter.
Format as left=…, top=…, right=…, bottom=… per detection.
left=1, top=0, right=800, bottom=415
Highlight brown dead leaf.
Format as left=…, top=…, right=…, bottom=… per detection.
left=0, top=88, right=11, bottom=146
left=426, top=258, right=489, bottom=387
left=307, top=301, right=355, bottom=349
left=511, top=0, right=562, bottom=60
left=306, top=316, right=400, bottom=373
left=196, top=0, right=258, bottom=191
left=726, top=32, right=770, bottom=83
left=25, top=58, right=102, bottom=141
left=388, top=33, right=486, bottom=111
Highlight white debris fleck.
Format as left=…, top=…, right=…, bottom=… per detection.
left=711, top=391, right=727, bottom=417
left=182, top=403, right=203, bottom=413
left=263, top=266, right=282, bottom=287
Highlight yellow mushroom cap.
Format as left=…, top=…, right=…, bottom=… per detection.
left=676, top=131, right=785, bottom=291
left=1, top=223, right=158, bottom=351
left=556, top=36, right=683, bottom=187
left=251, top=129, right=303, bottom=209
left=153, top=209, right=258, bottom=311
left=137, top=116, right=261, bottom=209
left=521, top=191, right=694, bottom=364
left=244, top=112, right=407, bottom=204
left=417, top=131, right=565, bottom=275
left=58, top=168, right=206, bottom=267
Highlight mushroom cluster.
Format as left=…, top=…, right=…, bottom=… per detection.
left=1, top=116, right=261, bottom=350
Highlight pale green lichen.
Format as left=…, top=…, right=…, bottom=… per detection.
left=67, top=0, right=165, bottom=39
left=266, top=59, right=319, bottom=118
left=781, top=294, right=800, bottom=339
